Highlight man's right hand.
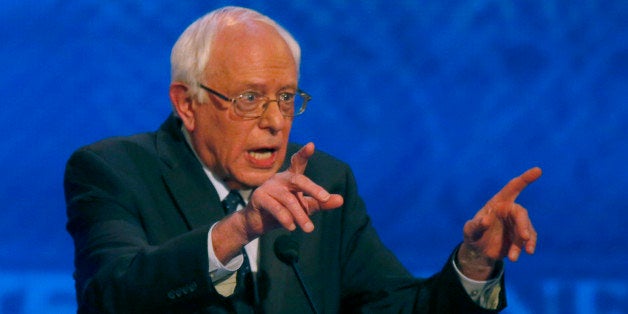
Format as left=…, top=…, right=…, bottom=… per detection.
left=212, top=142, right=344, bottom=263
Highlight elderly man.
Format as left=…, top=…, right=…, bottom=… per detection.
left=65, top=6, right=541, bottom=313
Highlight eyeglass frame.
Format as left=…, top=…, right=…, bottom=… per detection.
left=198, top=83, right=311, bottom=119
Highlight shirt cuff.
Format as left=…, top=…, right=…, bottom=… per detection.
left=207, top=222, right=244, bottom=283
left=452, top=254, right=503, bottom=309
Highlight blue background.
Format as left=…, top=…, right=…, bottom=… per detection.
left=1, top=1, right=626, bottom=313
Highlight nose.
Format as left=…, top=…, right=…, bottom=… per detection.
left=258, top=100, right=286, bottom=132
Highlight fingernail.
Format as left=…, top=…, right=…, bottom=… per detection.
left=304, top=222, right=314, bottom=232
left=510, top=251, right=520, bottom=262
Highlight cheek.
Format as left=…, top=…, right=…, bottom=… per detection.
left=220, top=124, right=255, bottom=162
left=194, top=109, right=243, bottom=167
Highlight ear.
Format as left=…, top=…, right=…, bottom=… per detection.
left=169, top=82, right=196, bottom=131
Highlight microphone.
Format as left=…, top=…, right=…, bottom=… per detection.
left=273, top=235, right=319, bottom=314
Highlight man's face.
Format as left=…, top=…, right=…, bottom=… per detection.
left=187, top=23, right=297, bottom=190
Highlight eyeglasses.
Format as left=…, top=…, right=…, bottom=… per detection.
left=198, top=83, right=311, bottom=119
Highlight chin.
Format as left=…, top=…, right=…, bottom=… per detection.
left=233, top=169, right=278, bottom=189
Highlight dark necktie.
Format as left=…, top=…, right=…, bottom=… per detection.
left=222, top=191, right=257, bottom=310
left=221, top=191, right=252, bottom=285
left=222, top=190, right=245, bottom=215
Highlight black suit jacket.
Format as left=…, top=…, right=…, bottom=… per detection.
left=64, top=114, right=506, bottom=313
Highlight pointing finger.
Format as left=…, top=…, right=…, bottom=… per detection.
left=289, top=173, right=331, bottom=203
left=491, top=167, right=542, bottom=203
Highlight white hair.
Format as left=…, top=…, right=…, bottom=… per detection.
left=170, top=6, right=301, bottom=104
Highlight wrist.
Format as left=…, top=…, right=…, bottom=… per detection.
left=456, top=243, right=499, bottom=281
left=212, top=213, right=251, bottom=263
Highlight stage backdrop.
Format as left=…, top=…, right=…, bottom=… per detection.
left=1, top=1, right=626, bottom=313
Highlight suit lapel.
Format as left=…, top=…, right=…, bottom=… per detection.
left=156, top=115, right=225, bottom=229
left=155, top=118, right=313, bottom=309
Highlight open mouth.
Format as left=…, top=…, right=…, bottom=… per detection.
left=249, top=149, right=274, bottom=160
left=247, top=148, right=278, bottom=167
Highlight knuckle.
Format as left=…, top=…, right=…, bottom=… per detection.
left=276, top=211, right=293, bottom=225
left=283, top=194, right=299, bottom=207
left=289, top=173, right=300, bottom=185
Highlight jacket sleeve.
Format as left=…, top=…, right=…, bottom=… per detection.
left=64, top=147, right=225, bottom=313
left=329, top=160, right=507, bottom=313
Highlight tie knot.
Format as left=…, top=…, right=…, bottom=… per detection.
left=222, top=190, right=244, bottom=214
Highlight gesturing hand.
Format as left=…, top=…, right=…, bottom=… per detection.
left=213, top=143, right=343, bottom=263
left=458, top=167, right=542, bottom=279
left=243, top=142, right=344, bottom=237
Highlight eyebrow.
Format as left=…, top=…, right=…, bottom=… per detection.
left=236, top=83, right=298, bottom=93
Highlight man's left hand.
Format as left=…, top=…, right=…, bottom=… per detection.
left=458, top=167, right=542, bottom=280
